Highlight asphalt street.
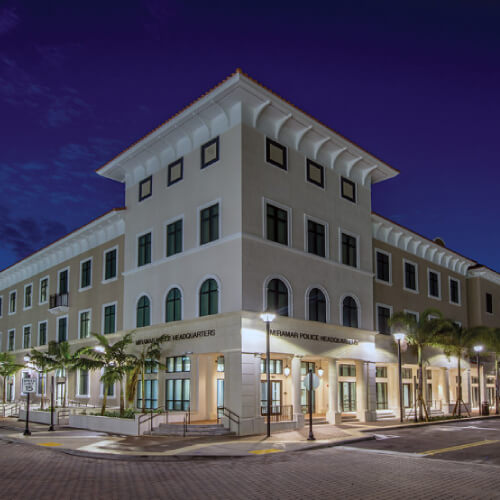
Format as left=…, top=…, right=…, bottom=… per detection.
left=349, top=419, right=500, bottom=466
left=2, top=427, right=500, bottom=499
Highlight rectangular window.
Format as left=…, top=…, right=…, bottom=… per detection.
left=307, top=220, right=326, bottom=257
left=0, top=296, right=2, bottom=317
left=80, top=260, right=92, bottom=289
left=486, top=293, right=493, bottom=314
left=306, top=159, right=324, bottom=188
left=376, top=366, right=388, bottom=378
left=260, top=359, right=283, bottom=374
left=339, top=364, right=356, bottom=377
left=166, top=356, right=191, bottom=373
left=402, top=368, right=412, bottom=379
left=59, top=269, right=68, bottom=294
left=341, top=233, right=357, bottom=267
left=58, top=317, right=67, bottom=342
left=139, top=175, right=152, bottom=201
left=37, top=373, right=47, bottom=396
left=78, top=369, right=89, bottom=396
left=138, top=233, right=152, bottom=266
left=24, top=285, right=32, bottom=309
left=428, top=270, right=440, bottom=298
left=40, top=278, right=48, bottom=303
left=201, top=137, right=219, bottom=169
left=79, top=311, right=91, bottom=339
left=103, top=305, right=116, bottom=334
left=266, top=138, right=287, bottom=170
left=449, top=278, right=460, bottom=304
left=403, top=383, right=413, bottom=408
left=200, top=204, right=219, bottom=245
left=167, top=219, right=183, bottom=257
left=426, top=370, right=432, bottom=380
left=301, top=361, right=316, bottom=376
left=166, top=379, right=190, bottom=411
left=376, top=251, right=390, bottom=282
left=404, top=262, right=417, bottom=291
left=145, top=358, right=159, bottom=374
left=38, top=322, right=47, bottom=346
left=9, top=291, right=16, bottom=314
left=23, top=326, right=31, bottom=349
left=216, top=355, right=225, bottom=372
left=8, top=330, right=15, bottom=351
left=104, top=249, right=117, bottom=280
left=137, top=379, right=159, bottom=410
left=167, top=158, right=183, bottom=186
left=341, top=177, right=356, bottom=202
left=266, top=203, right=288, bottom=245
left=377, top=306, right=391, bottom=335
left=376, top=382, right=388, bottom=409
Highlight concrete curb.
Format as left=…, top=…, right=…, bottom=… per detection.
left=357, top=414, right=500, bottom=433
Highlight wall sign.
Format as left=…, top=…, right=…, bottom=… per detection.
left=270, top=329, right=359, bottom=345
left=136, top=329, right=216, bottom=345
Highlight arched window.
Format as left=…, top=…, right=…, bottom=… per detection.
left=136, top=295, right=151, bottom=327
left=309, top=288, right=326, bottom=323
left=165, top=288, right=182, bottom=323
left=199, top=279, right=218, bottom=316
left=342, top=296, right=358, bottom=328
left=267, top=279, right=289, bottom=316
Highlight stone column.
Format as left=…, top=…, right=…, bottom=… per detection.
left=291, top=356, right=304, bottom=427
left=326, top=359, right=341, bottom=424
left=481, top=365, right=488, bottom=407
left=356, top=360, right=376, bottom=422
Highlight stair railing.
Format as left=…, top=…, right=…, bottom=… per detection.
left=217, top=406, right=240, bottom=435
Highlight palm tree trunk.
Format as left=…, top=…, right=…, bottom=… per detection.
left=418, top=346, right=424, bottom=421
left=119, top=378, right=125, bottom=417
left=101, top=385, right=108, bottom=416
left=457, top=355, right=462, bottom=417
left=141, top=364, right=146, bottom=413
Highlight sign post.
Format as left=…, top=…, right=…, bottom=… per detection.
left=49, top=375, right=55, bottom=432
left=304, top=369, right=320, bottom=441
left=22, top=377, right=37, bottom=436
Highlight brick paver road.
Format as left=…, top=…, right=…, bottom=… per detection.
left=2, top=439, right=500, bottom=499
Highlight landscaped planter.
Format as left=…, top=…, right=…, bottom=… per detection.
left=19, top=409, right=67, bottom=425
left=69, top=413, right=167, bottom=436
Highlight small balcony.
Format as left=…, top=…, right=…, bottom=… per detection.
left=49, top=293, right=69, bottom=314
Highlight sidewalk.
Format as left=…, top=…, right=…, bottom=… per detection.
left=1, top=414, right=499, bottom=460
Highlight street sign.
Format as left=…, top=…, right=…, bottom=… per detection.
left=303, top=373, right=320, bottom=390
left=22, top=378, right=37, bottom=394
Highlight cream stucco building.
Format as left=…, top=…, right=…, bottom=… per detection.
left=1, top=70, right=499, bottom=435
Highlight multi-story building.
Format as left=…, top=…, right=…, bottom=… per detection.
left=1, top=70, right=499, bottom=434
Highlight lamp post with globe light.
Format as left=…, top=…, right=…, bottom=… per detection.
left=393, top=332, right=406, bottom=422
left=260, top=312, right=275, bottom=438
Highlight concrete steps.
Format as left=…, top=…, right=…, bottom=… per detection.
left=152, top=423, right=235, bottom=436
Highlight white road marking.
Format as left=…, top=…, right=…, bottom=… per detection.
left=373, top=434, right=400, bottom=440
left=336, top=446, right=422, bottom=458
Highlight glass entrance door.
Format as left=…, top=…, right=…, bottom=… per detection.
left=339, top=381, right=356, bottom=411
left=56, top=383, right=65, bottom=406
left=217, top=379, right=224, bottom=418
left=261, top=381, right=282, bottom=414
left=403, top=383, right=413, bottom=408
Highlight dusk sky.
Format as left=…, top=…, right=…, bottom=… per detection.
left=1, top=0, right=499, bottom=271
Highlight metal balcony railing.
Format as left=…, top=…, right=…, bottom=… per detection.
left=49, top=293, right=69, bottom=309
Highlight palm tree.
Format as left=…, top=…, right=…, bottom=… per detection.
left=76, top=333, right=135, bottom=416
left=28, top=348, right=54, bottom=410
left=0, top=353, right=24, bottom=404
left=434, top=323, right=489, bottom=417
left=390, top=308, right=446, bottom=421
left=126, top=335, right=168, bottom=412
left=483, top=327, right=500, bottom=414
left=44, top=341, right=82, bottom=408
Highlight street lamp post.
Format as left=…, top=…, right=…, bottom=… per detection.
left=260, top=313, right=275, bottom=438
left=393, top=333, right=406, bottom=423
left=49, top=375, right=55, bottom=431
left=474, top=345, right=483, bottom=416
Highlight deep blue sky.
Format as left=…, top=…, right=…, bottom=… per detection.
left=1, top=0, right=499, bottom=271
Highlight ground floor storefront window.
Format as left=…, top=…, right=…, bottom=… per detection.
left=376, top=382, right=388, bottom=409
left=403, top=383, right=413, bottom=408
left=166, top=379, right=190, bottom=411
left=137, top=379, right=158, bottom=410
left=339, top=381, right=356, bottom=412
left=261, top=381, right=282, bottom=414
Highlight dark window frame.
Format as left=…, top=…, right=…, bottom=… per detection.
left=376, top=251, right=390, bottom=282
left=199, top=279, right=218, bottom=317
left=428, top=270, right=440, bottom=298
left=104, top=304, right=116, bottom=334
left=165, top=288, right=182, bottom=323
left=449, top=278, right=460, bottom=304
left=404, top=261, right=417, bottom=291
left=265, top=137, right=287, bottom=170
left=486, top=293, right=493, bottom=314
left=138, top=175, right=153, bottom=202
left=200, top=203, right=219, bottom=245
left=341, top=232, right=357, bottom=268
left=377, top=305, right=391, bottom=334
left=342, top=296, right=358, bottom=328
left=308, top=288, right=327, bottom=322
left=266, top=203, right=288, bottom=245
left=136, top=295, right=151, bottom=328
left=167, top=158, right=184, bottom=186
left=138, top=232, right=152, bottom=267
left=267, top=278, right=289, bottom=317
left=306, top=159, right=324, bottom=188
left=201, top=137, right=220, bottom=169
left=167, top=219, right=183, bottom=257
left=341, top=177, right=356, bottom=202
left=307, top=219, right=326, bottom=257
left=104, top=249, right=117, bottom=280
left=80, top=259, right=92, bottom=289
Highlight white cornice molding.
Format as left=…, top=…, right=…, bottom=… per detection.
left=0, top=210, right=125, bottom=291
left=467, top=267, right=500, bottom=286
left=372, top=214, right=475, bottom=276
left=97, top=72, right=399, bottom=188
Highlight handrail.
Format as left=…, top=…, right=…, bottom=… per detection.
left=217, top=406, right=240, bottom=435
left=137, top=406, right=167, bottom=435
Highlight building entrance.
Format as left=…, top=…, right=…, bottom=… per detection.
left=261, top=381, right=282, bottom=414
left=340, top=381, right=356, bottom=411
